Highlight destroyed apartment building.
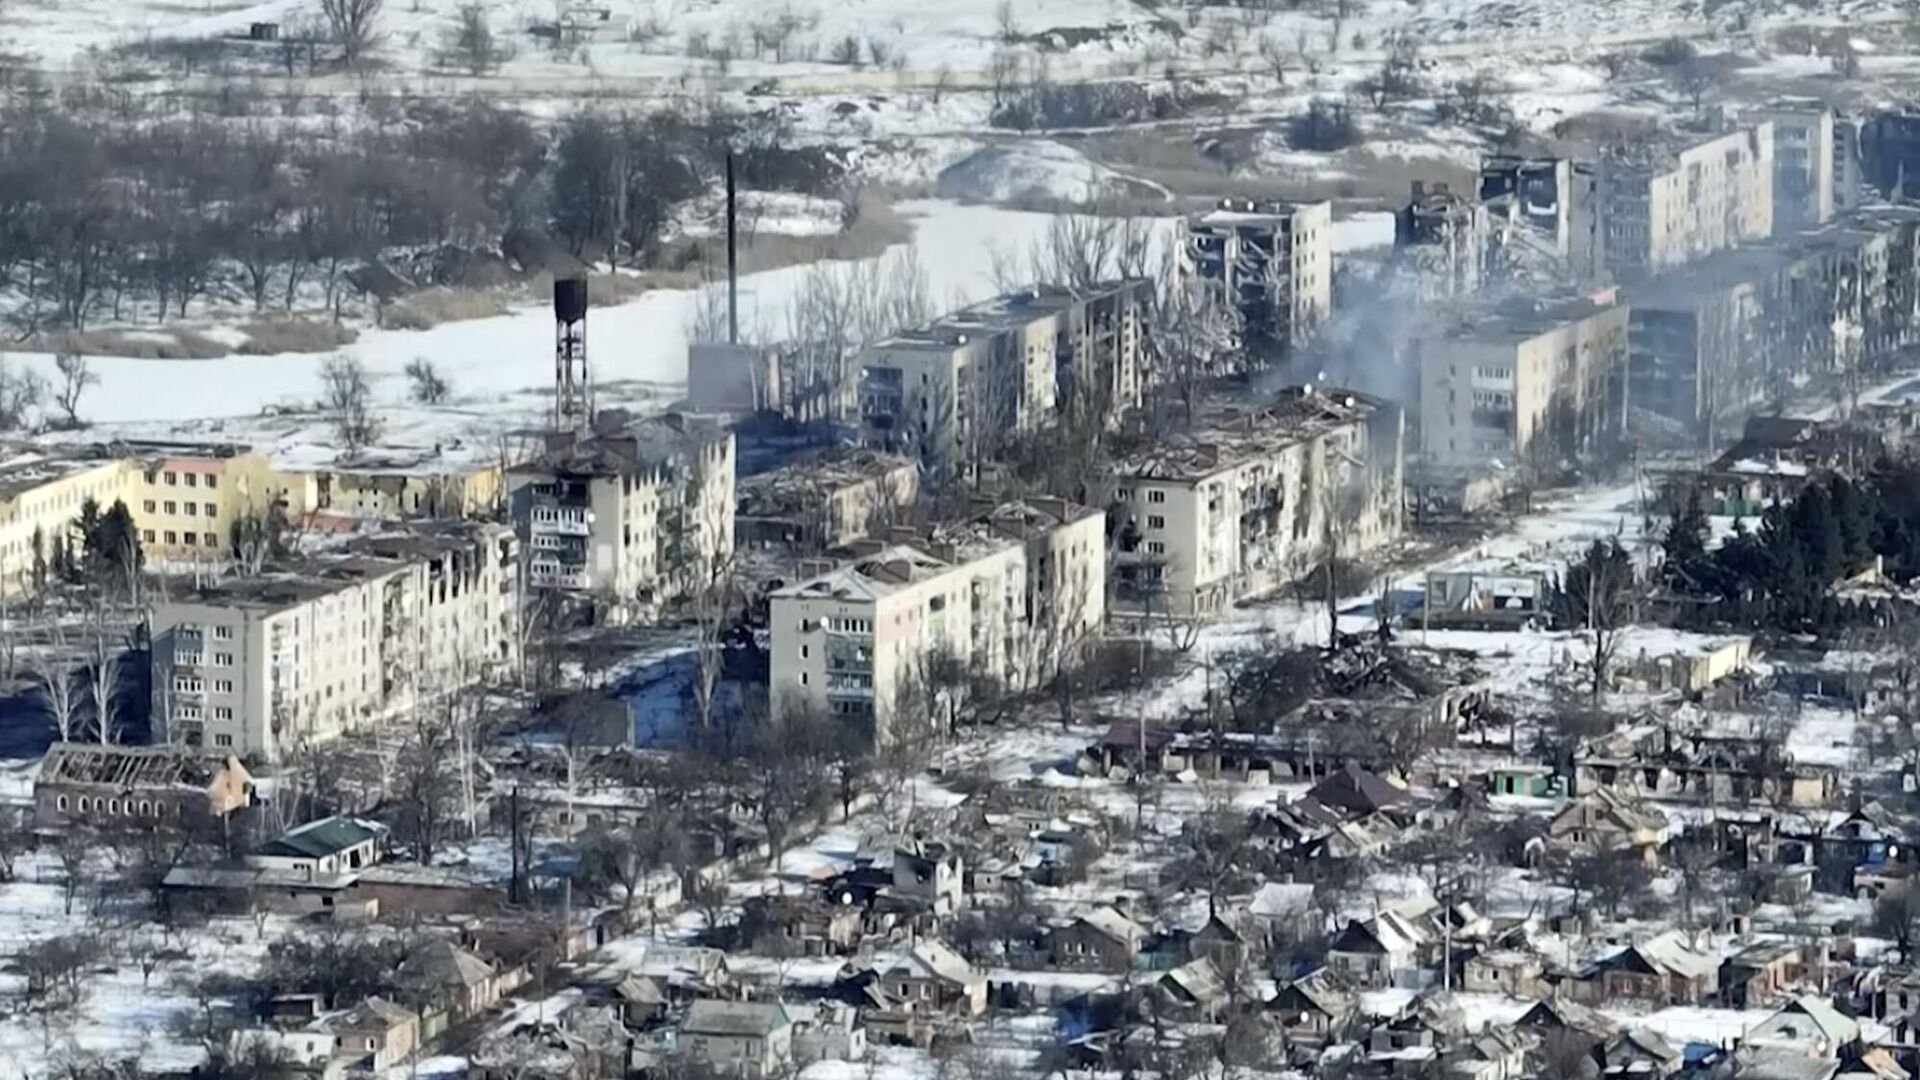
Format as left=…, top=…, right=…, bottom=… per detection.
left=1478, top=155, right=1605, bottom=283
left=1101, top=386, right=1403, bottom=617
left=32, top=741, right=257, bottom=827
left=857, top=280, right=1149, bottom=480
left=507, top=411, right=736, bottom=612
left=1393, top=181, right=1489, bottom=302
left=735, top=449, right=919, bottom=556
left=147, top=520, right=520, bottom=762
left=768, top=497, right=1106, bottom=744
left=1625, top=206, right=1920, bottom=444
left=1178, top=198, right=1333, bottom=361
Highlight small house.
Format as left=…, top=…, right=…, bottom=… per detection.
left=1722, top=942, right=1804, bottom=1009
left=879, top=940, right=986, bottom=1016
left=1463, top=949, right=1543, bottom=998
left=323, top=997, right=419, bottom=1072
left=249, top=817, right=387, bottom=880
left=1050, top=906, right=1145, bottom=972
left=1588, top=931, right=1718, bottom=1005
left=1268, top=967, right=1358, bottom=1044
left=679, top=1001, right=797, bottom=1078
left=1153, top=958, right=1229, bottom=1021
left=1327, top=911, right=1429, bottom=990
left=1549, top=788, right=1666, bottom=865
left=1747, top=995, right=1861, bottom=1057
left=892, top=843, right=965, bottom=915
left=1600, top=1029, right=1683, bottom=1079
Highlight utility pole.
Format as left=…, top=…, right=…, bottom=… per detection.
left=726, top=152, right=739, bottom=346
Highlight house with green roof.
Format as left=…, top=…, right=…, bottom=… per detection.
left=247, top=816, right=388, bottom=880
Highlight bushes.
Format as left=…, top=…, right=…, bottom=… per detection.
left=989, top=80, right=1186, bottom=131
left=1289, top=99, right=1361, bottom=151
left=237, top=317, right=358, bottom=356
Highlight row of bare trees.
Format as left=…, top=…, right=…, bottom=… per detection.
left=0, top=91, right=831, bottom=337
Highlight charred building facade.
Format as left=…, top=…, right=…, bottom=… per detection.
left=858, top=280, right=1147, bottom=481
left=1479, top=156, right=1604, bottom=283
left=1393, top=181, right=1489, bottom=302
left=1101, top=387, right=1403, bottom=617
left=1178, top=199, right=1333, bottom=360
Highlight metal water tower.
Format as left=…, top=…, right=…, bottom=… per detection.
left=553, top=275, right=591, bottom=434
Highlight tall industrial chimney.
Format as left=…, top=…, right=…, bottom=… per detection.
left=553, top=274, right=591, bottom=435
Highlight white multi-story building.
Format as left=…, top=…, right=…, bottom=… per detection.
left=1761, top=104, right=1836, bottom=235
left=507, top=413, right=735, bottom=613
left=1603, top=123, right=1775, bottom=274
left=1104, top=388, right=1403, bottom=617
left=768, top=498, right=1106, bottom=745
left=859, top=281, right=1147, bottom=480
left=1179, top=199, right=1333, bottom=358
left=149, top=522, right=520, bottom=762
left=1415, top=289, right=1631, bottom=469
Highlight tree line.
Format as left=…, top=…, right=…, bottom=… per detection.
left=0, top=93, right=840, bottom=336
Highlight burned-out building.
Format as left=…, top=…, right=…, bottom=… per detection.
left=33, top=742, right=256, bottom=827
left=1393, top=181, right=1488, bottom=302
left=1626, top=208, right=1920, bottom=445
left=857, top=281, right=1148, bottom=481
left=1101, top=386, right=1403, bottom=617
left=1178, top=199, right=1333, bottom=360
left=1479, top=155, right=1604, bottom=283
left=735, top=449, right=918, bottom=555
left=1760, top=103, right=1837, bottom=235
left=506, top=412, right=735, bottom=611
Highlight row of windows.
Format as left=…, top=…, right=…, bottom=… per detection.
left=141, top=530, right=221, bottom=547
left=54, top=794, right=181, bottom=817
left=156, top=471, right=219, bottom=489
left=143, top=500, right=218, bottom=518
left=1114, top=489, right=1170, bottom=504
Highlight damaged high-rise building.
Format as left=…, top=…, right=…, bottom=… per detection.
left=1759, top=103, right=1836, bottom=235
left=857, top=281, right=1148, bottom=482
left=1624, top=207, right=1920, bottom=447
left=1101, top=386, right=1403, bottom=617
left=1598, top=122, right=1775, bottom=275
left=1178, top=199, right=1333, bottom=361
left=1393, top=181, right=1489, bottom=302
left=1479, top=156, right=1604, bottom=283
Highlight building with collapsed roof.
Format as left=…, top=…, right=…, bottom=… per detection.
left=735, top=449, right=917, bottom=554
left=1393, top=181, right=1489, bottom=302
left=148, top=520, right=518, bottom=762
left=506, top=411, right=734, bottom=614
left=271, top=447, right=507, bottom=523
left=1624, top=206, right=1920, bottom=445
left=33, top=741, right=256, bottom=827
left=1414, top=288, right=1630, bottom=471
left=1101, top=386, right=1403, bottom=617
left=857, top=280, right=1148, bottom=480
left=1478, top=155, right=1605, bottom=283
left=1600, top=122, right=1775, bottom=275
left=1178, top=199, right=1332, bottom=361
left=768, top=498, right=1105, bottom=744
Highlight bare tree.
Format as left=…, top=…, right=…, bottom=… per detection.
left=444, top=3, right=509, bottom=74
left=1560, top=538, right=1640, bottom=704
left=86, top=612, right=122, bottom=744
left=32, top=625, right=81, bottom=743
left=404, top=357, right=450, bottom=404
left=319, top=355, right=382, bottom=456
left=0, top=356, right=46, bottom=432
left=52, top=352, right=96, bottom=429
left=321, top=0, right=384, bottom=66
